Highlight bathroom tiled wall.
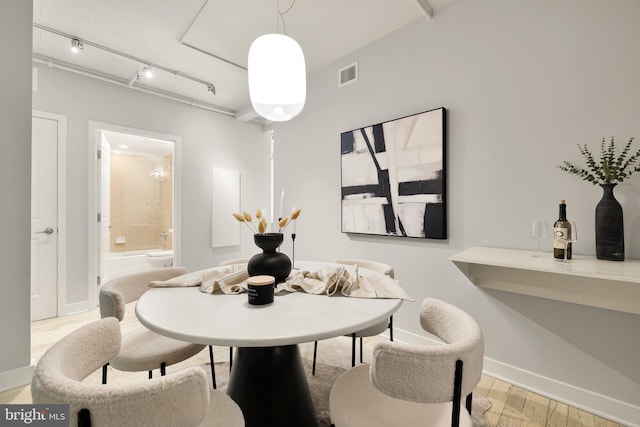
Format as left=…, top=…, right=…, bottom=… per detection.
left=110, top=153, right=173, bottom=252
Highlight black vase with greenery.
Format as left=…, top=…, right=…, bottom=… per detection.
left=559, top=137, right=639, bottom=261
left=595, top=184, right=624, bottom=261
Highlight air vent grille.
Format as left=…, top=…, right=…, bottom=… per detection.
left=338, top=62, right=358, bottom=87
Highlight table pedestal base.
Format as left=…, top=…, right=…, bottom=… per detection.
left=227, top=345, right=318, bottom=427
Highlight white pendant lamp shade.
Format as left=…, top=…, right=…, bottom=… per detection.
left=248, top=34, right=306, bottom=122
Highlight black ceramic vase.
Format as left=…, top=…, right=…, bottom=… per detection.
left=247, top=233, right=292, bottom=284
left=595, top=183, right=624, bottom=261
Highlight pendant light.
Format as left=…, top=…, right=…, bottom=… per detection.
left=248, top=1, right=306, bottom=122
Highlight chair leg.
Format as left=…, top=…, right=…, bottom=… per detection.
left=466, top=392, right=473, bottom=414
left=77, top=408, right=91, bottom=427
left=101, top=364, right=108, bottom=385
left=452, top=359, right=464, bottom=427
left=160, top=362, right=166, bottom=376
left=351, top=333, right=356, bottom=367
left=359, top=337, right=364, bottom=363
left=312, top=341, right=318, bottom=376
left=148, top=370, right=153, bottom=379
left=229, top=347, right=233, bottom=371
left=209, top=345, right=217, bottom=389
left=389, top=315, right=394, bottom=341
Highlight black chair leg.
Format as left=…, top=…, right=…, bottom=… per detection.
left=359, top=337, right=364, bottom=363
left=229, top=347, right=233, bottom=371
left=160, top=362, right=166, bottom=376
left=148, top=370, right=153, bottom=379
left=389, top=315, right=394, bottom=341
left=101, top=364, right=108, bottom=385
left=78, top=408, right=91, bottom=427
left=351, top=333, right=356, bottom=367
left=312, top=341, right=318, bottom=376
left=466, top=392, right=473, bottom=414
left=209, top=345, right=217, bottom=389
left=452, top=359, right=464, bottom=427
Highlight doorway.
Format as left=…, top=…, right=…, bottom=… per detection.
left=31, top=110, right=67, bottom=321
left=88, top=122, right=180, bottom=304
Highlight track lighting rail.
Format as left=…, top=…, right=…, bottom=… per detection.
left=33, top=22, right=216, bottom=95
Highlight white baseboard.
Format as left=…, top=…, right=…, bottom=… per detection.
left=482, top=357, right=639, bottom=427
left=387, top=328, right=640, bottom=427
left=64, top=300, right=93, bottom=316
left=0, top=364, right=34, bottom=392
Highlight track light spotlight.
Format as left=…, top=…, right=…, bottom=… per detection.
left=207, top=84, right=216, bottom=95
left=70, top=38, right=83, bottom=53
left=142, top=66, right=154, bottom=79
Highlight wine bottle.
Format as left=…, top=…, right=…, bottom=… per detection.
left=553, top=199, right=572, bottom=260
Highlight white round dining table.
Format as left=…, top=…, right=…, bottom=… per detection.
left=135, top=261, right=403, bottom=427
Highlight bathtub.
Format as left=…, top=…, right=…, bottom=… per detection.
left=102, top=250, right=151, bottom=283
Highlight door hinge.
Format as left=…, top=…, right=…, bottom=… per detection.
left=97, top=213, right=101, bottom=222
left=97, top=150, right=101, bottom=159
left=97, top=276, right=101, bottom=285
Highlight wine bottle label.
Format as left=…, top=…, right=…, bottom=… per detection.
left=553, top=227, right=568, bottom=248
left=554, top=241, right=569, bottom=249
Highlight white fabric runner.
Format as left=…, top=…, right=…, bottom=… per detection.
left=149, top=264, right=412, bottom=300
left=148, top=265, right=248, bottom=294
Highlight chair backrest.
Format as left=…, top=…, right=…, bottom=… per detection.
left=333, top=259, right=394, bottom=279
left=31, top=318, right=210, bottom=427
left=218, top=258, right=250, bottom=266
left=370, top=298, right=484, bottom=404
left=99, top=267, right=188, bottom=320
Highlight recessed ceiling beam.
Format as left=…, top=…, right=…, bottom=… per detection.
left=179, top=0, right=209, bottom=44
left=412, top=0, right=434, bottom=19
left=181, top=42, right=247, bottom=71
left=235, top=105, right=259, bottom=122
left=178, top=0, right=247, bottom=72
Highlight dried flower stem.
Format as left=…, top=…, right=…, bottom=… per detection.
left=280, top=208, right=301, bottom=232
left=234, top=207, right=301, bottom=235
left=278, top=217, right=289, bottom=232
left=232, top=212, right=258, bottom=233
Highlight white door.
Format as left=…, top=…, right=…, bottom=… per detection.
left=31, top=116, right=59, bottom=320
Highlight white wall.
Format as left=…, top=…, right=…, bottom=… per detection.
left=32, top=64, right=271, bottom=306
left=274, top=0, right=640, bottom=424
left=0, top=0, right=33, bottom=389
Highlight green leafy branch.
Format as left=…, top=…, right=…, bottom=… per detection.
left=557, top=137, right=640, bottom=185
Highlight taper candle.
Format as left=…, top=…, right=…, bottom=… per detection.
left=279, top=189, right=285, bottom=220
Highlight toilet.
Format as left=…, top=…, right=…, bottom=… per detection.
left=145, top=250, right=174, bottom=268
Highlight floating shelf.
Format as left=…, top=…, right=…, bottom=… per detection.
left=449, top=246, right=640, bottom=315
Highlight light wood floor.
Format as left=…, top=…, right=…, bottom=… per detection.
left=1, top=307, right=625, bottom=427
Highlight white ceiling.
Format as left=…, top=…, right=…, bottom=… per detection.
left=103, top=130, right=174, bottom=158
left=32, top=0, right=450, bottom=124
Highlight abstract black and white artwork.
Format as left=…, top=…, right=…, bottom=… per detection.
left=340, top=107, right=446, bottom=239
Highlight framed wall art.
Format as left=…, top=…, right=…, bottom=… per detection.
left=340, top=107, right=446, bottom=239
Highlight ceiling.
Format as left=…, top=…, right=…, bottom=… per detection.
left=103, top=130, right=174, bottom=158
left=32, top=0, right=448, bottom=125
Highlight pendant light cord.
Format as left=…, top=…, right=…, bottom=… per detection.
left=278, top=0, right=296, bottom=35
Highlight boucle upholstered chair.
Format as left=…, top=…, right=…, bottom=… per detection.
left=312, top=259, right=395, bottom=375
left=32, top=317, right=244, bottom=427
left=329, top=298, right=484, bottom=427
left=99, top=268, right=208, bottom=385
